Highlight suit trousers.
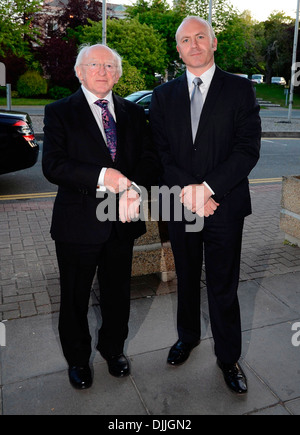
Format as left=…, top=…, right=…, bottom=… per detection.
left=168, top=217, right=244, bottom=364
left=55, top=229, right=134, bottom=366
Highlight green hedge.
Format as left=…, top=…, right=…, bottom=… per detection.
left=17, top=71, right=48, bottom=98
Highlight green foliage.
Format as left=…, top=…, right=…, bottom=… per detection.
left=17, top=70, right=48, bottom=98
left=49, top=86, right=72, bottom=100
left=0, top=0, right=42, bottom=58
left=113, top=60, right=146, bottom=97
left=215, top=12, right=263, bottom=74
left=175, top=0, right=237, bottom=34
left=79, top=18, right=167, bottom=88
left=127, top=0, right=183, bottom=68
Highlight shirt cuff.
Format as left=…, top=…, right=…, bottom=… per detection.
left=97, top=167, right=107, bottom=193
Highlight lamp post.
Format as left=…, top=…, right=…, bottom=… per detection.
left=208, top=0, right=213, bottom=24
left=288, top=0, right=300, bottom=122
left=102, top=0, right=107, bottom=45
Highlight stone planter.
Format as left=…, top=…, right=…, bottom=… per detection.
left=280, top=175, right=300, bottom=246
left=132, top=199, right=176, bottom=282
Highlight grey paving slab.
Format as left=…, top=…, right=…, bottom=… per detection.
left=2, top=363, right=147, bottom=415
left=129, top=343, right=278, bottom=415
left=1, top=313, right=64, bottom=384
left=285, top=398, right=300, bottom=415
left=238, top=279, right=299, bottom=334
left=248, top=404, right=291, bottom=415
left=257, top=271, right=300, bottom=312
left=243, top=322, right=300, bottom=403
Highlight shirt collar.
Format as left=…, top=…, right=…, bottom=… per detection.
left=186, top=64, right=216, bottom=95
left=81, top=85, right=114, bottom=106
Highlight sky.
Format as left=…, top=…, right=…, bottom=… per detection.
left=229, top=0, right=298, bottom=22
left=110, top=0, right=299, bottom=23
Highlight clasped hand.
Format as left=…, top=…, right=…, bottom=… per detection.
left=104, top=168, right=140, bottom=223
left=180, top=184, right=219, bottom=218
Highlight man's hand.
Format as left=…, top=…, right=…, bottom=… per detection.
left=119, top=188, right=141, bottom=223
left=196, top=198, right=219, bottom=218
left=180, top=183, right=212, bottom=213
left=104, top=168, right=132, bottom=193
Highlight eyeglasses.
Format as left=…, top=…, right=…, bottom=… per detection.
left=80, top=63, right=117, bottom=72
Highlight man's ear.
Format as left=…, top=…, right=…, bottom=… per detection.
left=213, top=38, right=218, bottom=52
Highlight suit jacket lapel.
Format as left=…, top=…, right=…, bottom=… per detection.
left=175, top=73, right=193, bottom=142
left=71, top=88, right=113, bottom=161
left=113, top=94, right=127, bottom=165
left=195, top=66, right=225, bottom=141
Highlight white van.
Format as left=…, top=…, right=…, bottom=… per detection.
left=251, top=74, right=264, bottom=84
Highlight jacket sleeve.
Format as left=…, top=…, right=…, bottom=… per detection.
left=129, top=104, right=161, bottom=190
left=204, top=81, right=261, bottom=200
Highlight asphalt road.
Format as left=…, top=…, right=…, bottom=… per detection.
left=0, top=137, right=300, bottom=200
left=2, top=105, right=300, bottom=118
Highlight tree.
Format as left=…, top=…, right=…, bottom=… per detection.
left=175, top=0, right=238, bottom=34
left=79, top=18, right=168, bottom=87
left=114, top=60, right=146, bottom=97
left=215, top=11, right=264, bottom=75
left=0, top=0, right=42, bottom=58
left=36, top=37, right=79, bottom=92
left=262, top=12, right=295, bottom=83
left=127, top=0, right=184, bottom=73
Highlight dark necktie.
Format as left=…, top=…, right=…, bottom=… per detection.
left=190, top=77, right=203, bottom=142
left=95, top=99, right=117, bottom=161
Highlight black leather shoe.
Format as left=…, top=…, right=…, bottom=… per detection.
left=217, top=360, right=248, bottom=394
left=167, top=340, right=200, bottom=366
left=68, top=365, right=93, bottom=390
left=104, top=354, right=131, bottom=378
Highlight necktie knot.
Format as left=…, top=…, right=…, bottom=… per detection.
left=95, top=99, right=108, bottom=109
left=193, top=77, right=203, bottom=88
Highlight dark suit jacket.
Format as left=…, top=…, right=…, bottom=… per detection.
left=149, top=66, right=261, bottom=222
left=43, top=88, right=158, bottom=244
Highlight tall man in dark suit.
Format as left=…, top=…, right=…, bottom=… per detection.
left=43, top=44, right=158, bottom=389
left=149, top=17, right=261, bottom=394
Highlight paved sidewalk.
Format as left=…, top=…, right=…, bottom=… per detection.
left=0, top=181, right=300, bottom=415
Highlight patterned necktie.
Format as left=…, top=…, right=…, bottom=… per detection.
left=190, top=77, right=203, bottom=142
left=95, top=99, right=117, bottom=161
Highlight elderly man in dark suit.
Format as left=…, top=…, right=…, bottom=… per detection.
left=43, top=44, right=158, bottom=389
left=150, top=16, right=261, bottom=394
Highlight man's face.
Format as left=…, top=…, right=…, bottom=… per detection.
left=76, top=46, right=120, bottom=98
left=176, top=19, right=217, bottom=75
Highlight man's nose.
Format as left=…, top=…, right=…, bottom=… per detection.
left=97, top=64, right=107, bottom=75
left=191, top=37, right=198, bottom=48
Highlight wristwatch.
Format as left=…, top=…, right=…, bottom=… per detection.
left=127, top=182, right=142, bottom=202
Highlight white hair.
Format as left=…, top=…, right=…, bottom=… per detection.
left=176, top=16, right=216, bottom=43
left=74, top=43, right=123, bottom=79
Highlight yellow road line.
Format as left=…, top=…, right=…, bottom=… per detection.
left=0, top=192, right=57, bottom=201
left=249, top=177, right=282, bottom=184
left=0, top=178, right=283, bottom=201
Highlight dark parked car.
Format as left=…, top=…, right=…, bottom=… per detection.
left=125, top=90, right=152, bottom=117
left=0, top=110, right=39, bottom=175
